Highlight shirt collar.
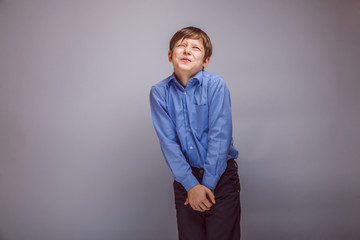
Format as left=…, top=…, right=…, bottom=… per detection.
left=167, top=70, right=204, bottom=87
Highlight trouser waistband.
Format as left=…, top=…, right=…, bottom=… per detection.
left=191, top=159, right=236, bottom=183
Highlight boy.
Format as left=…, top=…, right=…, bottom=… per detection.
left=150, top=26, right=240, bottom=240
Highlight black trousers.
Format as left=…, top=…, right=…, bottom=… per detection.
left=173, top=159, right=241, bottom=240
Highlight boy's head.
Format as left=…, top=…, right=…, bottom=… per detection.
left=168, top=27, right=212, bottom=79
left=169, top=26, right=212, bottom=62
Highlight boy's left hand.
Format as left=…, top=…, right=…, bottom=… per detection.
left=184, top=184, right=216, bottom=212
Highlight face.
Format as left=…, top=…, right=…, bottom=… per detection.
left=168, top=38, right=210, bottom=79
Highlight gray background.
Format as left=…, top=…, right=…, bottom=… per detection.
left=1, top=0, right=359, bottom=239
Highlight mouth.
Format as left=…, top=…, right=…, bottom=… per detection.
left=180, top=57, right=191, bottom=63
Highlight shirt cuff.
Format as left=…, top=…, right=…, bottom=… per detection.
left=181, top=174, right=200, bottom=192
left=201, top=174, right=220, bottom=190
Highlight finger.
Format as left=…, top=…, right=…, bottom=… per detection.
left=190, top=202, right=204, bottom=212
left=194, top=205, right=204, bottom=212
left=202, top=198, right=213, bottom=208
left=206, top=189, right=216, bottom=204
left=190, top=203, right=200, bottom=212
left=184, top=198, right=189, bottom=205
left=199, top=202, right=210, bottom=211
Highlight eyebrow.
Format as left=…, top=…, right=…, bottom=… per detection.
left=176, top=41, right=204, bottom=49
left=191, top=44, right=203, bottom=50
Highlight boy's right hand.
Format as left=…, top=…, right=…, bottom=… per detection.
left=184, top=184, right=216, bottom=212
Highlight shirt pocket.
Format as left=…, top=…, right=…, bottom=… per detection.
left=193, top=104, right=209, bottom=138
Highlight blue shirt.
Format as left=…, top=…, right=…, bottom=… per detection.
left=149, top=70, right=238, bottom=191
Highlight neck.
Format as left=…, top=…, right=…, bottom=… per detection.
left=174, top=69, right=203, bottom=88
left=174, top=72, right=191, bottom=88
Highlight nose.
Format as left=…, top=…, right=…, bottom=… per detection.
left=183, top=46, right=191, bottom=55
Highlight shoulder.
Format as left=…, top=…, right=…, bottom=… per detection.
left=150, top=75, right=172, bottom=97
left=201, top=71, right=227, bottom=89
left=152, top=75, right=171, bottom=89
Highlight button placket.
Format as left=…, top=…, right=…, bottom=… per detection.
left=182, top=91, right=192, bottom=152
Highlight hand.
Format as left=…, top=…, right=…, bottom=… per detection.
left=184, top=184, right=216, bottom=212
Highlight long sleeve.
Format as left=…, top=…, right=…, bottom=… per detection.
left=149, top=86, right=199, bottom=191
left=201, top=78, right=233, bottom=190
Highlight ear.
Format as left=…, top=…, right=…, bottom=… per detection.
left=168, top=50, right=172, bottom=62
left=202, top=57, right=210, bottom=68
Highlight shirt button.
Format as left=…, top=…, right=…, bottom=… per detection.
left=183, top=92, right=186, bottom=95
left=189, top=146, right=193, bottom=150
left=184, top=109, right=188, bottom=112
left=187, top=128, right=191, bottom=131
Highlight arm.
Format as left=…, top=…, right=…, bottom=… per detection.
left=202, top=77, right=233, bottom=190
left=149, top=86, right=199, bottom=191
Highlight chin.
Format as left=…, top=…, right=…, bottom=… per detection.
left=178, top=66, right=193, bottom=72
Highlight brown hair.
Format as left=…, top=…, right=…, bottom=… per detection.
left=169, top=26, right=213, bottom=61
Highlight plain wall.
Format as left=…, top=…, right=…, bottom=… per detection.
left=0, top=0, right=359, bottom=239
